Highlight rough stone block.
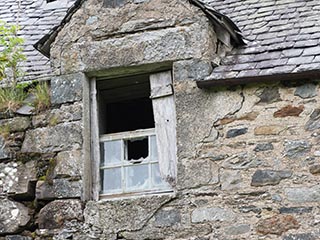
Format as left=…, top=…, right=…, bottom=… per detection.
left=38, top=199, right=83, bottom=229
left=5, top=236, right=32, bottom=240
left=85, top=195, right=173, bottom=232
left=70, top=22, right=214, bottom=74
left=51, top=73, right=85, bottom=105
left=257, top=86, right=281, bottom=103
left=279, top=207, right=313, bottom=214
left=21, top=122, right=82, bottom=153
left=256, top=214, right=299, bottom=235
left=0, top=199, right=30, bottom=235
left=154, top=209, right=181, bottom=227
left=226, top=128, right=248, bottom=138
left=222, top=152, right=263, bottom=169
left=251, top=169, right=292, bottom=187
left=53, top=150, right=82, bottom=178
left=0, top=117, right=30, bottom=132
left=254, top=143, right=274, bottom=152
left=294, top=83, right=317, bottom=99
left=273, top=105, right=304, bottom=118
left=178, top=159, right=219, bottom=189
left=36, top=179, right=82, bottom=200
left=173, top=59, right=212, bottom=81
left=309, top=164, right=320, bottom=174
left=32, top=102, right=82, bottom=128
left=0, top=136, right=10, bottom=160
left=220, top=169, right=243, bottom=190
left=191, top=207, right=236, bottom=223
left=254, top=125, right=284, bottom=135
left=225, top=224, right=251, bottom=235
left=0, top=161, right=37, bottom=198
left=285, top=185, right=320, bottom=203
left=305, top=108, right=320, bottom=131
left=284, top=140, right=311, bottom=158
left=283, top=233, right=315, bottom=240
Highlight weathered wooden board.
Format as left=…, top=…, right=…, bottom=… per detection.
left=90, top=78, right=101, bottom=201
left=150, top=71, right=177, bottom=186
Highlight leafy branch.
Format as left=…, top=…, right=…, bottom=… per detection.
left=0, top=20, right=26, bottom=87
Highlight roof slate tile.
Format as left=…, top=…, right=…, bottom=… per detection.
left=201, top=0, right=320, bottom=85
left=287, top=56, right=314, bottom=65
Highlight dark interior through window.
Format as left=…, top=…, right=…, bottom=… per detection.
left=97, top=74, right=154, bottom=135
left=102, top=97, right=154, bottom=134
left=127, top=138, right=149, bottom=161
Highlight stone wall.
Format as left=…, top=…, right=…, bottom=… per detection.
left=1, top=0, right=320, bottom=239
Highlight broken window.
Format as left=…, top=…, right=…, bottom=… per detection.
left=91, top=71, right=177, bottom=198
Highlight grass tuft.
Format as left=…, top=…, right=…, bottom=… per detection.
left=32, top=82, right=51, bottom=113
left=0, top=87, right=27, bottom=113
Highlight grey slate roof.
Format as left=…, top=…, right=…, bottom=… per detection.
left=1, top=0, right=76, bottom=82
left=198, top=0, right=320, bottom=87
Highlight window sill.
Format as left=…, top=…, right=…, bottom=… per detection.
left=98, top=189, right=175, bottom=201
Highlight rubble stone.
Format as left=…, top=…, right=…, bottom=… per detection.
left=0, top=199, right=30, bottom=234
left=294, top=83, right=317, bottom=99
left=36, top=179, right=82, bottom=200
left=251, top=169, right=292, bottom=187
left=285, top=185, right=320, bottom=203
left=191, top=207, right=236, bottom=223
left=51, top=73, right=85, bottom=105
left=21, top=122, right=82, bottom=153
left=256, top=214, right=299, bottom=235
left=284, top=140, right=311, bottom=158
left=38, top=199, right=83, bottom=229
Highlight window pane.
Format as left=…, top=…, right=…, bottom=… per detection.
left=150, top=135, right=158, bottom=160
left=125, top=165, right=149, bottom=191
left=100, top=168, right=122, bottom=194
left=151, top=163, right=170, bottom=188
left=127, top=137, right=148, bottom=161
left=100, top=140, right=122, bottom=166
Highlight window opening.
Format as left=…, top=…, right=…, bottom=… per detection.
left=96, top=74, right=172, bottom=197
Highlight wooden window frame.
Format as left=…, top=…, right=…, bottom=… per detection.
left=90, top=71, right=177, bottom=200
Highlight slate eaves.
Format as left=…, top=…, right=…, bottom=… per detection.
left=198, top=0, right=320, bottom=87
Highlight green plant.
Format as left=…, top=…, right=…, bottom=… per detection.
left=0, top=124, right=10, bottom=139
left=0, top=86, right=26, bottom=112
left=0, top=21, right=26, bottom=87
left=32, top=82, right=51, bottom=113
left=0, top=21, right=27, bottom=114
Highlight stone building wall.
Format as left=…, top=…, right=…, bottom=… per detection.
left=1, top=0, right=320, bottom=239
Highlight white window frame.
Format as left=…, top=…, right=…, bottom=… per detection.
left=90, top=71, right=177, bottom=200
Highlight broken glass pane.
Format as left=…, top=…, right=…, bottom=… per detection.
left=151, top=163, right=169, bottom=188
left=100, top=168, right=122, bottom=194
left=100, top=140, right=122, bottom=166
left=125, top=165, right=149, bottom=191
left=126, top=137, right=148, bottom=163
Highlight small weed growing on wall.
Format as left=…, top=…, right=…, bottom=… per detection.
left=0, top=87, right=27, bottom=113
left=0, top=124, right=10, bottom=139
left=32, top=82, right=51, bottom=113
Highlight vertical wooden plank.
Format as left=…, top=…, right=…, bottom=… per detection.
left=82, top=75, right=92, bottom=201
left=150, top=71, right=177, bottom=187
left=90, top=78, right=101, bottom=201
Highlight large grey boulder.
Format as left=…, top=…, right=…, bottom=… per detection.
left=38, top=199, right=83, bottom=229
left=0, top=161, right=37, bottom=198
left=21, top=122, right=82, bottom=153
left=0, top=199, right=30, bottom=234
